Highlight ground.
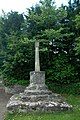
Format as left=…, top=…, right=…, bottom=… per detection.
left=0, top=88, right=12, bottom=120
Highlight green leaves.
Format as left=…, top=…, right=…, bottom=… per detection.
left=75, top=37, right=80, bottom=54
left=75, top=14, right=80, bottom=29
left=46, top=54, right=76, bottom=84
left=0, top=0, right=80, bottom=88
left=74, top=14, right=80, bottom=54
left=44, top=28, right=63, bottom=39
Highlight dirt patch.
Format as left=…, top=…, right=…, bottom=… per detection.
left=0, top=90, right=12, bottom=120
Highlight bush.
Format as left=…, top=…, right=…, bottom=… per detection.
left=46, top=54, right=78, bottom=84
left=3, top=77, right=29, bottom=87
left=46, top=82, right=80, bottom=95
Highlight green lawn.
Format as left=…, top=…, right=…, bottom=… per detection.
left=5, top=95, right=80, bottom=120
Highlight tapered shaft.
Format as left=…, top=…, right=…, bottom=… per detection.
left=35, top=41, right=40, bottom=71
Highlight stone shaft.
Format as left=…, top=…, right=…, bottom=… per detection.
left=35, top=41, right=40, bottom=71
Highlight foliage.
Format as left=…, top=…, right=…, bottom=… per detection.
left=2, top=36, right=34, bottom=86
left=74, top=14, right=80, bottom=54
left=47, top=82, right=80, bottom=95
left=0, top=11, right=34, bottom=85
left=0, top=0, right=80, bottom=89
left=46, top=53, right=78, bottom=84
left=75, top=37, right=80, bottom=54
left=24, top=0, right=77, bottom=85
left=1, top=11, right=24, bottom=35
left=0, top=11, right=24, bottom=70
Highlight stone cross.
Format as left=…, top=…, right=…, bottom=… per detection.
left=6, top=39, right=72, bottom=113
left=35, top=41, right=40, bottom=71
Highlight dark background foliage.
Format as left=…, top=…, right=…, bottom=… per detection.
left=0, top=0, right=80, bottom=94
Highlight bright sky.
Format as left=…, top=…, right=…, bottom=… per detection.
left=0, top=0, right=68, bottom=15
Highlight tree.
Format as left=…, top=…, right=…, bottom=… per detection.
left=0, top=11, right=28, bottom=86
left=75, top=13, right=80, bottom=54
left=23, top=0, right=77, bottom=85
left=1, top=0, right=80, bottom=89
left=61, top=0, right=80, bottom=83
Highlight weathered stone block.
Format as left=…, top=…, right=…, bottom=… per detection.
left=30, top=71, right=45, bottom=85
left=6, top=71, right=72, bottom=113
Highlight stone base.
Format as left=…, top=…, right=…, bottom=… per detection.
left=7, top=90, right=72, bottom=113
left=7, top=71, right=72, bottom=112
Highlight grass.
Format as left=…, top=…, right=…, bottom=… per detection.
left=4, top=95, right=80, bottom=120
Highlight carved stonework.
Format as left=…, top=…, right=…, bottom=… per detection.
left=30, top=71, right=45, bottom=85
left=7, top=71, right=72, bottom=112
left=6, top=41, right=72, bottom=113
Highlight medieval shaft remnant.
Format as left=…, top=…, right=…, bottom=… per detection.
left=35, top=41, right=40, bottom=71
left=7, top=40, right=72, bottom=113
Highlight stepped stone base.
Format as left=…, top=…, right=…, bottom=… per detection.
left=7, top=71, right=72, bottom=113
